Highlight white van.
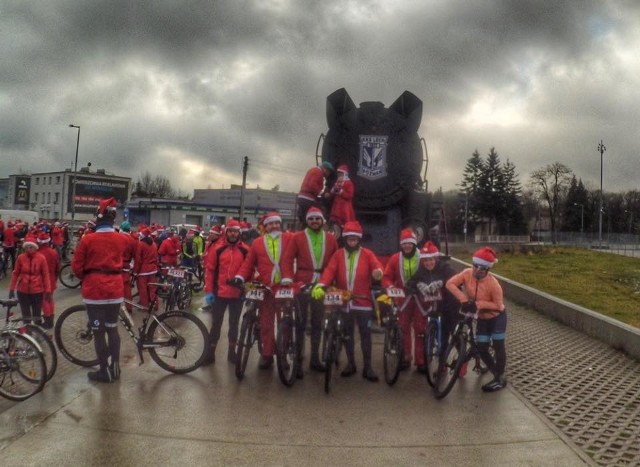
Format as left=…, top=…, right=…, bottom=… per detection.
left=0, top=209, right=39, bottom=226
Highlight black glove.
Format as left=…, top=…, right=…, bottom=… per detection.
left=8, top=290, right=15, bottom=300
left=461, top=301, right=477, bottom=315
left=227, top=277, right=244, bottom=288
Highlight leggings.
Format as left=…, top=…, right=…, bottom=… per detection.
left=17, top=292, right=43, bottom=324
left=476, top=312, right=507, bottom=378
left=86, top=303, right=121, bottom=373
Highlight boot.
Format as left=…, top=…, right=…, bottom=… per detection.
left=42, top=315, right=54, bottom=330
left=258, top=355, right=274, bottom=369
left=399, top=359, right=411, bottom=371
left=88, top=368, right=113, bottom=383
left=109, top=360, right=121, bottom=380
left=340, top=363, right=357, bottom=377
left=309, top=356, right=326, bottom=373
left=362, top=365, right=379, bottom=383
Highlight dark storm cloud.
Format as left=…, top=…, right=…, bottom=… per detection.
left=1, top=0, right=639, bottom=194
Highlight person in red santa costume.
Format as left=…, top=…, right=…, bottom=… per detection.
left=296, top=161, right=334, bottom=226
left=36, top=232, right=60, bottom=329
left=281, top=206, right=338, bottom=375
left=382, top=228, right=424, bottom=371
left=71, top=197, right=129, bottom=383
left=134, top=227, right=159, bottom=310
left=8, top=233, right=51, bottom=326
left=327, top=165, right=356, bottom=230
left=231, top=211, right=293, bottom=370
left=312, top=221, right=384, bottom=382
left=158, top=230, right=181, bottom=269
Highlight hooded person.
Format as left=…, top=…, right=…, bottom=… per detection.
left=71, top=197, right=130, bottom=383
left=446, top=246, right=507, bottom=392
left=9, top=233, right=51, bottom=326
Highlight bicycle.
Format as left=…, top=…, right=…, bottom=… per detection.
left=274, top=283, right=313, bottom=387
left=158, top=266, right=199, bottom=311
left=234, top=281, right=270, bottom=381
left=58, top=262, right=82, bottom=289
left=0, top=301, right=47, bottom=401
left=1, top=299, right=57, bottom=382
left=433, top=310, right=489, bottom=399
left=423, top=303, right=447, bottom=389
left=374, top=287, right=405, bottom=386
left=54, top=281, right=210, bottom=374
left=320, top=288, right=353, bottom=394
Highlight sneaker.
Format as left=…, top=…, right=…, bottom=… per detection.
left=309, top=359, right=326, bottom=373
left=109, top=361, right=121, bottom=380
left=258, top=355, right=274, bottom=369
left=88, top=369, right=113, bottom=383
left=482, top=376, right=507, bottom=392
left=458, top=361, right=468, bottom=378
left=362, top=366, right=379, bottom=383
left=340, top=363, right=357, bottom=377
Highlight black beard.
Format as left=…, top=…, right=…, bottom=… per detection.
left=345, top=242, right=360, bottom=253
left=227, top=236, right=238, bottom=244
left=402, top=245, right=417, bottom=258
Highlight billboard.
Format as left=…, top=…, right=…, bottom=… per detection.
left=13, top=176, right=31, bottom=205
left=67, top=175, right=130, bottom=214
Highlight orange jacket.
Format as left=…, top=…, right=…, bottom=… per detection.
left=446, top=268, right=505, bottom=319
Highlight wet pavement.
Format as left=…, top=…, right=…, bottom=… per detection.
left=0, top=278, right=591, bottom=466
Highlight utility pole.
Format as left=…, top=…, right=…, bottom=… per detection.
left=598, top=140, right=606, bottom=248
left=239, top=156, right=248, bottom=220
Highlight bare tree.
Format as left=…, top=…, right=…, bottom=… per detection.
left=529, top=162, right=573, bottom=243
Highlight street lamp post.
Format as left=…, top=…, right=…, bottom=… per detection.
left=463, top=191, right=469, bottom=244
left=597, top=140, right=606, bottom=248
left=574, top=202, right=584, bottom=233
left=69, top=124, right=81, bottom=225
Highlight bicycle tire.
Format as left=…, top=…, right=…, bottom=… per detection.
left=383, top=321, right=403, bottom=386
left=0, top=331, right=47, bottom=401
left=58, top=263, right=82, bottom=289
left=235, top=313, right=253, bottom=380
left=433, top=333, right=466, bottom=400
left=276, top=317, right=298, bottom=387
left=424, top=320, right=440, bottom=388
left=146, top=310, right=209, bottom=374
left=24, top=324, right=57, bottom=382
left=54, top=304, right=99, bottom=367
left=323, top=329, right=335, bottom=394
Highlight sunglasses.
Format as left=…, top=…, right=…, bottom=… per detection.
left=473, top=264, right=490, bottom=272
left=307, top=217, right=323, bottom=221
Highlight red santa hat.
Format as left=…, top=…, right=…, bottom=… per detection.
left=240, top=221, right=249, bottom=232
left=226, top=220, right=241, bottom=231
left=473, top=246, right=498, bottom=268
left=399, top=228, right=417, bottom=245
left=139, top=228, right=152, bottom=238
left=210, top=225, right=223, bottom=235
left=37, top=232, right=51, bottom=244
left=306, top=207, right=325, bottom=222
left=420, top=241, right=440, bottom=258
left=22, top=234, right=38, bottom=249
left=342, top=221, right=363, bottom=238
left=263, top=211, right=282, bottom=225
left=337, top=165, right=349, bottom=174
left=186, top=229, right=195, bottom=238
left=97, top=197, right=117, bottom=218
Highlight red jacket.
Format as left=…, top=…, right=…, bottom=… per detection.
left=37, top=245, right=60, bottom=291
left=51, top=226, right=64, bottom=246
left=158, top=236, right=181, bottom=266
left=10, top=251, right=51, bottom=294
left=297, top=166, right=325, bottom=201
left=134, top=238, right=158, bottom=276
left=205, top=239, right=250, bottom=299
left=2, top=227, right=16, bottom=247
left=329, top=178, right=356, bottom=225
left=281, top=228, right=338, bottom=284
left=72, top=227, right=129, bottom=304
left=236, top=232, right=293, bottom=287
left=318, top=247, right=383, bottom=311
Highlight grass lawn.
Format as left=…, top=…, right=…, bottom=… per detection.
left=449, top=245, right=640, bottom=328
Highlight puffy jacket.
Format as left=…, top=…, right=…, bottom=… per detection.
left=10, top=251, right=51, bottom=294
left=205, top=240, right=249, bottom=299
left=72, top=226, right=129, bottom=304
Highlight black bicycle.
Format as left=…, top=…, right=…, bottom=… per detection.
left=58, top=262, right=82, bottom=289
left=54, top=281, right=210, bottom=374
left=433, top=310, right=489, bottom=399
left=235, top=281, right=270, bottom=380
left=423, top=305, right=446, bottom=389
left=320, top=288, right=354, bottom=394
left=374, top=287, right=405, bottom=386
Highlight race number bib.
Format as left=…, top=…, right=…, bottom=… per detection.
left=246, top=289, right=265, bottom=301
left=168, top=268, right=185, bottom=279
left=386, top=287, right=405, bottom=298
left=275, top=288, right=294, bottom=299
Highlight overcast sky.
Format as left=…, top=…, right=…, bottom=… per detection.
left=2, top=1, right=639, bottom=196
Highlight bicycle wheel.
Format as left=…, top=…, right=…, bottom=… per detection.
left=322, top=329, right=335, bottom=394
left=276, top=317, right=298, bottom=387
left=433, top=333, right=466, bottom=400
left=0, top=331, right=47, bottom=401
left=59, top=263, right=82, bottom=289
left=383, top=321, right=403, bottom=386
left=235, top=313, right=254, bottom=380
left=424, top=320, right=440, bottom=388
left=146, top=310, right=209, bottom=374
left=24, top=324, right=57, bottom=382
left=54, top=305, right=99, bottom=367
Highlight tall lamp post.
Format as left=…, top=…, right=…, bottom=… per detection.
left=69, top=124, right=81, bottom=225
left=597, top=140, right=606, bottom=248
left=573, top=202, right=584, bottom=233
